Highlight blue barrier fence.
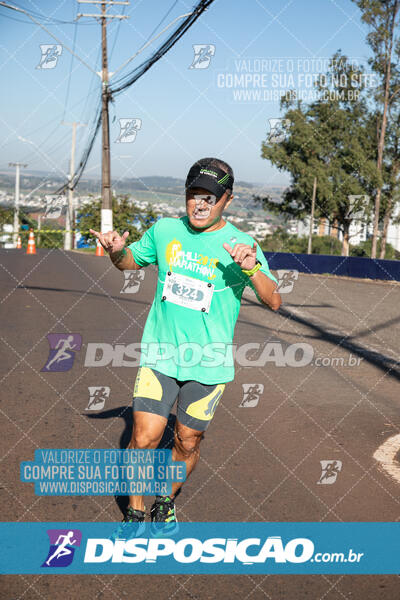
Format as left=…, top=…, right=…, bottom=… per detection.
left=263, top=252, right=400, bottom=282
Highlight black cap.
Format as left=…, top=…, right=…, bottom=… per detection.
left=185, top=161, right=234, bottom=198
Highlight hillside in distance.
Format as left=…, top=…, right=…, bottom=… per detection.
left=0, top=171, right=285, bottom=211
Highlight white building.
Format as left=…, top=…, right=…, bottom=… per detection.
left=386, top=203, right=400, bottom=252
left=288, top=216, right=373, bottom=246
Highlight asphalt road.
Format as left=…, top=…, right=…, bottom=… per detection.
left=0, top=248, right=399, bottom=599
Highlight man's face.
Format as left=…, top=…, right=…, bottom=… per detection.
left=186, top=186, right=233, bottom=230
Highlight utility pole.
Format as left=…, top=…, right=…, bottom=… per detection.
left=37, top=214, right=41, bottom=246
left=77, top=0, right=129, bottom=236
left=63, top=121, right=86, bottom=250
left=9, top=162, right=27, bottom=247
left=101, top=1, right=112, bottom=235
left=2, top=0, right=201, bottom=241
left=307, top=177, right=317, bottom=255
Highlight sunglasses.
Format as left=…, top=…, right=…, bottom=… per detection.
left=186, top=192, right=221, bottom=206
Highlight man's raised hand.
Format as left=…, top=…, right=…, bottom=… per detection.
left=222, top=241, right=257, bottom=271
left=89, top=229, right=129, bottom=254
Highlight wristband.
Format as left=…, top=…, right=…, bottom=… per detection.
left=241, top=260, right=262, bottom=277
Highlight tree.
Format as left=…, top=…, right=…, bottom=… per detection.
left=260, top=227, right=343, bottom=255
left=379, top=100, right=400, bottom=257
left=0, top=208, right=14, bottom=230
left=354, top=0, right=400, bottom=258
left=77, top=195, right=157, bottom=246
left=259, top=53, right=379, bottom=256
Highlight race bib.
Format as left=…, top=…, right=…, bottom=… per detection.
left=162, top=271, right=214, bottom=313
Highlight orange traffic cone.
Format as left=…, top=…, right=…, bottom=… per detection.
left=16, top=235, right=22, bottom=249
left=95, top=241, right=104, bottom=257
left=26, top=229, right=36, bottom=255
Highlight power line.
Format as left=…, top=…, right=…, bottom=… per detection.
left=62, top=4, right=79, bottom=123
left=80, top=46, right=102, bottom=124
left=76, top=0, right=130, bottom=237
left=4, top=0, right=216, bottom=199
left=19, top=122, right=62, bottom=163
left=54, top=103, right=102, bottom=194
left=67, top=0, right=215, bottom=194
left=0, top=2, right=98, bottom=74
left=67, top=0, right=214, bottom=193
left=2, top=0, right=97, bottom=24
left=143, top=0, right=179, bottom=46
left=110, top=0, right=215, bottom=95
left=109, top=2, right=126, bottom=59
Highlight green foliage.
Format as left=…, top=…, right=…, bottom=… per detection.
left=37, top=224, right=64, bottom=248
left=77, top=196, right=157, bottom=246
left=260, top=228, right=343, bottom=255
left=260, top=227, right=399, bottom=259
left=20, top=211, right=64, bottom=248
left=350, top=239, right=399, bottom=259
left=258, top=51, right=382, bottom=255
left=0, top=207, right=13, bottom=230
left=308, top=235, right=344, bottom=256
left=0, top=208, right=64, bottom=248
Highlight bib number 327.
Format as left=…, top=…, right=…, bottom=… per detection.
left=162, top=271, right=214, bottom=313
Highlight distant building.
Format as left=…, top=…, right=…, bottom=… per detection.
left=288, top=217, right=374, bottom=247
left=246, top=221, right=273, bottom=240
left=386, top=204, right=400, bottom=252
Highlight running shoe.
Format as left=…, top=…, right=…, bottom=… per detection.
left=150, top=495, right=179, bottom=536
left=110, top=506, right=145, bottom=541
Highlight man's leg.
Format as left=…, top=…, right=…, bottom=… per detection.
left=126, top=366, right=179, bottom=512
left=149, top=382, right=225, bottom=531
left=171, top=381, right=225, bottom=495
left=148, top=381, right=225, bottom=533
left=170, top=420, right=204, bottom=497
left=127, top=410, right=167, bottom=511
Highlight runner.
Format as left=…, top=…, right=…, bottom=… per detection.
left=90, top=157, right=281, bottom=535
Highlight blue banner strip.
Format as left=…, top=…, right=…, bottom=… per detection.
left=263, top=251, right=400, bottom=281
left=1, top=522, right=399, bottom=574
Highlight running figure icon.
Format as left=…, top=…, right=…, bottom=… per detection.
left=41, top=333, right=82, bottom=373
left=45, top=531, right=77, bottom=566
left=45, top=335, right=77, bottom=371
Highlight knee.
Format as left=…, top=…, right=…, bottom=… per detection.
left=130, top=428, right=160, bottom=449
left=174, top=430, right=203, bottom=457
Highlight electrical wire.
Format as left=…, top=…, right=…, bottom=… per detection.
left=54, top=102, right=102, bottom=194
left=0, top=2, right=98, bottom=74
left=61, top=4, right=78, bottom=123
left=7, top=0, right=216, bottom=195
left=143, top=0, right=179, bottom=46
left=109, top=3, right=126, bottom=60
left=110, top=0, right=215, bottom=95
left=2, top=0, right=97, bottom=25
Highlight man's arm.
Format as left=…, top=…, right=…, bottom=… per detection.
left=109, top=247, right=141, bottom=271
left=89, top=229, right=142, bottom=271
left=223, top=241, right=282, bottom=311
left=247, top=269, right=281, bottom=311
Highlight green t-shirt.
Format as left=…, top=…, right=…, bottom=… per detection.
left=128, top=216, right=277, bottom=384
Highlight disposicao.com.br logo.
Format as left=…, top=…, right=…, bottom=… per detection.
left=83, top=536, right=363, bottom=566
left=0, top=522, right=384, bottom=574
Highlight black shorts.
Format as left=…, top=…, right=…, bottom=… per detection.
left=132, top=367, right=225, bottom=432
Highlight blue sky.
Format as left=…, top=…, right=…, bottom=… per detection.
left=0, top=0, right=372, bottom=187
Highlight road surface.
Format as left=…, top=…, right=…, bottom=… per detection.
left=0, top=248, right=399, bottom=599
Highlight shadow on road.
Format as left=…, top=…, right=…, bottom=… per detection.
left=85, top=407, right=176, bottom=515
left=241, top=295, right=400, bottom=381
left=279, top=306, right=400, bottom=381
left=16, top=284, right=151, bottom=308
